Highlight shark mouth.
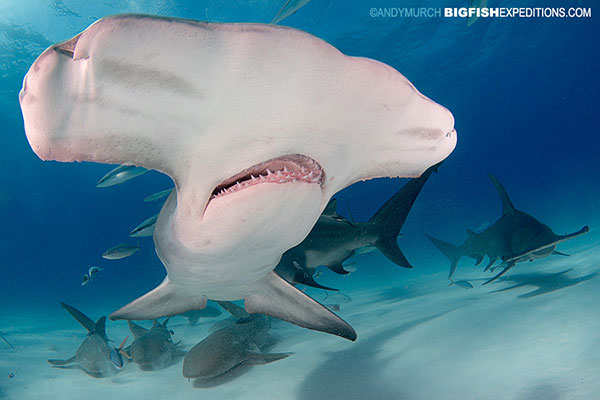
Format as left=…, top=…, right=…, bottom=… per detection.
left=210, top=154, right=324, bottom=200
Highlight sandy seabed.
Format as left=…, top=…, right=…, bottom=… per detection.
left=1, top=236, right=599, bottom=400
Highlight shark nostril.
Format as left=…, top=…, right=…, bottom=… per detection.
left=54, top=47, right=74, bottom=58
left=54, top=33, right=81, bottom=59
left=446, top=128, right=456, bottom=138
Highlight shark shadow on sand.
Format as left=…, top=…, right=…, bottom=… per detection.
left=426, top=174, right=588, bottom=285
left=47, top=303, right=122, bottom=378
left=183, top=302, right=291, bottom=388
left=489, top=268, right=598, bottom=298
left=276, top=162, right=441, bottom=290
left=296, top=309, right=456, bottom=400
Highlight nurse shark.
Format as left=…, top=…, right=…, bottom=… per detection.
left=19, top=15, right=456, bottom=340
left=426, top=174, right=589, bottom=284
left=48, top=303, right=121, bottom=378
left=126, top=319, right=185, bottom=371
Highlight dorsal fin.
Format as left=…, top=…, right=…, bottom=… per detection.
left=128, top=321, right=149, bottom=339
left=94, top=316, right=108, bottom=342
left=466, top=229, right=476, bottom=237
left=323, top=198, right=337, bottom=216
left=488, top=174, right=516, bottom=215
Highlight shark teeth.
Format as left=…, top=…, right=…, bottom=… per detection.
left=210, top=154, right=324, bottom=200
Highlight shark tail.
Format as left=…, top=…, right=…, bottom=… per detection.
left=425, top=234, right=463, bottom=279
left=368, top=163, right=440, bottom=269
left=60, top=302, right=108, bottom=342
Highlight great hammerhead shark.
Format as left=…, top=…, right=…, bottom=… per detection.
left=21, top=15, right=456, bottom=341
left=426, top=174, right=589, bottom=284
left=275, top=163, right=439, bottom=290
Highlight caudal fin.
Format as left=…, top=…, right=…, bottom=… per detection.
left=425, top=234, right=463, bottom=279
left=59, top=302, right=108, bottom=342
left=369, top=163, right=440, bottom=268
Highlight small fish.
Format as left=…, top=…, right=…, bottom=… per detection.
left=324, top=304, right=340, bottom=312
left=271, top=0, right=311, bottom=24
left=313, top=270, right=323, bottom=279
left=110, top=347, right=124, bottom=369
left=96, top=165, right=148, bottom=188
left=88, top=266, right=103, bottom=278
left=81, top=274, right=91, bottom=286
left=8, top=372, right=14, bottom=379
left=448, top=278, right=473, bottom=289
left=323, top=292, right=352, bottom=304
left=102, top=244, right=140, bottom=260
left=0, top=333, right=15, bottom=349
left=109, top=335, right=129, bottom=369
left=143, top=188, right=173, bottom=202
left=129, top=214, right=158, bottom=237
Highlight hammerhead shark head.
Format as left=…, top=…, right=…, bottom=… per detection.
left=20, top=15, right=456, bottom=340
left=126, top=319, right=185, bottom=371
left=48, top=303, right=122, bottom=378
left=276, top=163, right=439, bottom=289
left=183, top=302, right=290, bottom=387
left=426, top=174, right=589, bottom=284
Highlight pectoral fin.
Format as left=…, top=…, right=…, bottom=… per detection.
left=245, top=271, right=357, bottom=341
left=48, top=356, right=76, bottom=366
left=244, top=351, right=292, bottom=365
left=110, top=278, right=207, bottom=320
left=482, top=261, right=516, bottom=285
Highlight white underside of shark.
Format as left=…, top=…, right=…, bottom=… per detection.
left=19, top=14, right=456, bottom=340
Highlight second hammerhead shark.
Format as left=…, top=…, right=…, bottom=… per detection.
left=427, top=174, right=589, bottom=284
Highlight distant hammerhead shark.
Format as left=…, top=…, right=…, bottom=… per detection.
left=275, top=163, right=440, bottom=289
left=183, top=302, right=291, bottom=387
left=48, top=303, right=122, bottom=378
left=427, top=174, right=589, bottom=285
left=126, top=319, right=185, bottom=371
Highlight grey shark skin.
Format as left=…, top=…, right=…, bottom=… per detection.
left=47, top=303, right=118, bottom=378
left=183, top=304, right=290, bottom=386
left=276, top=163, right=439, bottom=289
left=180, top=305, right=222, bottom=326
left=127, top=319, right=184, bottom=371
left=19, top=15, right=456, bottom=340
left=426, top=174, right=589, bottom=284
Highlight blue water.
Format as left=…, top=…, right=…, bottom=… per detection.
left=0, top=1, right=599, bottom=399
